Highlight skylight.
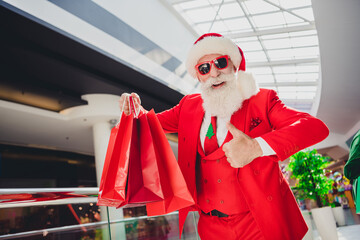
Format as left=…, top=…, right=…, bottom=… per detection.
left=169, top=0, right=320, bottom=113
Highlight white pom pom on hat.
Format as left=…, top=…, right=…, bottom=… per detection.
left=186, top=33, right=246, bottom=78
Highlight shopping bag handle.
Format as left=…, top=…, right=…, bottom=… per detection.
left=120, top=94, right=128, bottom=114
left=129, top=96, right=140, bottom=118
left=118, top=95, right=140, bottom=124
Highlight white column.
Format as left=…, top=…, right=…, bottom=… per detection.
left=93, top=121, right=126, bottom=239
left=93, top=121, right=112, bottom=186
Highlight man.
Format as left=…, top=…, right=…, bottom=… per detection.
left=120, top=33, right=329, bottom=240
left=344, top=130, right=360, bottom=214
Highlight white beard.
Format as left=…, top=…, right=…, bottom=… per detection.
left=200, top=73, right=244, bottom=118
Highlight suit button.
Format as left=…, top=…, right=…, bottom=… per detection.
left=204, top=179, right=208, bottom=183
left=267, top=195, right=273, bottom=201
left=216, top=159, right=220, bottom=163
left=254, top=170, right=260, bottom=175
left=217, top=179, right=221, bottom=183
left=202, top=159, right=206, bottom=163
left=206, top=199, right=210, bottom=203
left=220, top=200, right=224, bottom=204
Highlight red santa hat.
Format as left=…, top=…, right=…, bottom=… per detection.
left=186, top=33, right=246, bottom=78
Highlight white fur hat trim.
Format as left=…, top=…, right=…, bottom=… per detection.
left=186, top=36, right=241, bottom=78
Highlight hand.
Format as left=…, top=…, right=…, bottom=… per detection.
left=119, top=92, right=144, bottom=116
left=222, top=122, right=263, bottom=168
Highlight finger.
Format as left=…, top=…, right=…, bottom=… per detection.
left=230, top=162, right=237, bottom=168
left=226, top=122, right=241, bottom=138
left=121, top=93, right=130, bottom=100
left=119, top=94, right=126, bottom=104
left=129, top=93, right=141, bottom=113
left=227, top=122, right=249, bottom=140
left=120, top=93, right=130, bottom=105
left=119, top=94, right=132, bottom=115
left=230, top=162, right=240, bottom=168
left=222, top=142, right=227, bottom=151
left=222, top=143, right=230, bottom=155
left=232, top=161, right=242, bottom=168
left=131, top=92, right=141, bottom=104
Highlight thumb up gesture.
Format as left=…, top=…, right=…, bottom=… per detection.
left=222, top=122, right=263, bottom=168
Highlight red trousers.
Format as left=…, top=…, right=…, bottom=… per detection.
left=197, top=211, right=265, bottom=240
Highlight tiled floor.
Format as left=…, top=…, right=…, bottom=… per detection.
left=312, top=208, right=360, bottom=240
left=313, top=225, right=360, bottom=240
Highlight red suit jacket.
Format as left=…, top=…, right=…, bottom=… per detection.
left=157, top=88, right=329, bottom=240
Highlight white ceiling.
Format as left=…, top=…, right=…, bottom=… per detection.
left=312, top=0, right=360, bottom=136
left=166, top=0, right=320, bottom=113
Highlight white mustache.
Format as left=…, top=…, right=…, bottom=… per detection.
left=202, top=75, right=230, bottom=88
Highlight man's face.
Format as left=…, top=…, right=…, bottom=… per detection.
left=197, top=54, right=243, bottom=117
left=196, top=54, right=235, bottom=88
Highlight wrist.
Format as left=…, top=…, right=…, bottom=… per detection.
left=252, top=139, right=263, bottom=158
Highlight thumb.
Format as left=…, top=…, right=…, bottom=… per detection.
left=226, top=122, right=241, bottom=138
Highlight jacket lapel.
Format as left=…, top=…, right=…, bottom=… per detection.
left=191, top=101, right=205, bottom=146
left=183, top=98, right=204, bottom=198
left=229, top=100, right=249, bottom=136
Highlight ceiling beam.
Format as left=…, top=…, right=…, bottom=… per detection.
left=263, top=0, right=311, bottom=23
left=185, top=3, right=310, bottom=16
left=259, top=81, right=318, bottom=87
left=225, top=23, right=316, bottom=39
left=208, top=0, right=225, bottom=32
left=158, top=0, right=199, bottom=37
left=166, top=0, right=193, bottom=4
left=247, top=57, right=319, bottom=67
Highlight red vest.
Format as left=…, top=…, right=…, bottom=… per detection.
left=196, top=141, right=249, bottom=214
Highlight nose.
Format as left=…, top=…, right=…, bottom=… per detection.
left=209, top=63, right=220, bottom=78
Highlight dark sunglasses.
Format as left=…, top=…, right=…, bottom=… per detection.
left=195, top=55, right=229, bottom=75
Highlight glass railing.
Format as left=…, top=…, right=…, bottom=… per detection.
left=0, top=188, right=200, bottom=240
left=109, top=211, right=199, bottom=240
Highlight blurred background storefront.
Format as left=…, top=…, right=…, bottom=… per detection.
left=1, top=0, right=360, bottom=239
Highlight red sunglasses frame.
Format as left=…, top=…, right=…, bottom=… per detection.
left=195, top=55, right=230, bottom=75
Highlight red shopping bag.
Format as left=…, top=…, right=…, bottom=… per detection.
left=98, top=97, right=164, bottom=207
left=97, top=111, right=133, bottom=207
left=145, top=110, right=195, bottom=215
left=119, top=113, right=164, bottom=207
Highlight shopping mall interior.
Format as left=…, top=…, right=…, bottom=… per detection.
left=0, top=0, right=359, bottom=239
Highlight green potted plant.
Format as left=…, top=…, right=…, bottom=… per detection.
left=287, top=149, right=334, bottom=208
left=287, top=149, right=338, bottom=240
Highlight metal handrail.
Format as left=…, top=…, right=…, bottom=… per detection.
left=0, top=212, right=180, bottom=240
left=0, top=187, right=99, bottom=194
left=0, top=187, right=99, bottom=208
left=0, top=197, right=98, bottom=208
